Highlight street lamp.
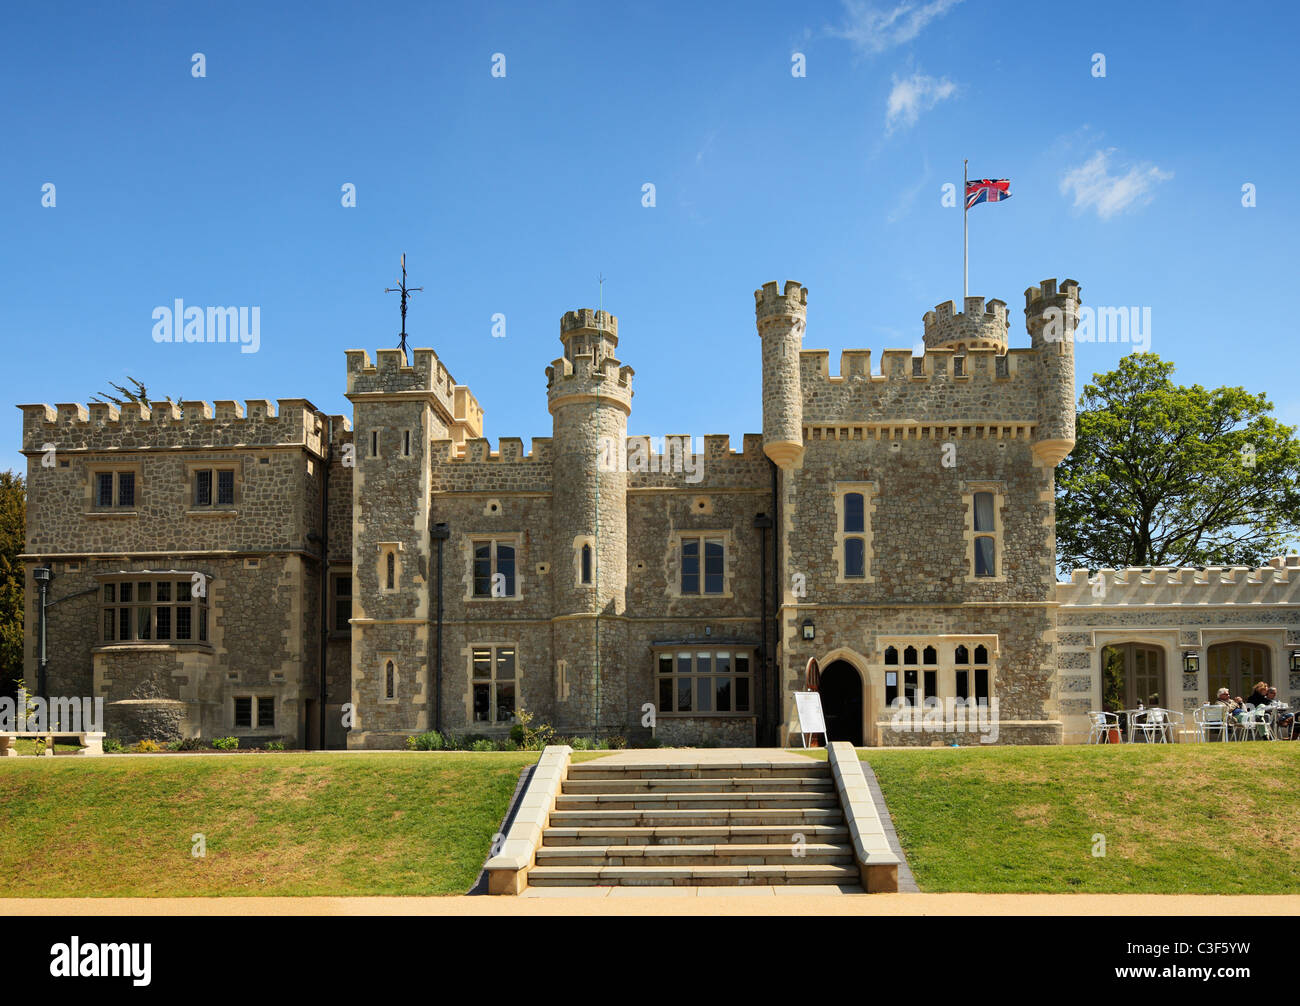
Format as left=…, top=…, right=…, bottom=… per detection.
left=801, top=617, right=815, bottom=642
left=32, top=566, right=52, bottom=699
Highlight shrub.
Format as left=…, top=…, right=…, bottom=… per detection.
left=570, top=736, right=592, bottom=751
left=175, top=736, right=205, bottom=751
left=470, top=738, right=496, bottom=752
left=510, top=705, right=557, bottom=750
left=211, top=736, right=239, bottom=751
left=103, top=737, right=126, bottom=754
left=265, top=741, right=285, bottom=752
left=407, top=731, right=446, bottom=751
left=606, top=735, right=628, bottom=750
left=130, top=739, right=163, bottom=754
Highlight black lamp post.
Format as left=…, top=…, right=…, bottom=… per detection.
left=32, top=566, right=52, bottom=699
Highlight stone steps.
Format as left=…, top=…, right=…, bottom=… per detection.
left=529, top=759, right=857, bottom=888
left=548, top=807, right=845, bottom=827
left=554, top=792, right=840, bottom=810
left=543, top=824, right=851, bottom=846
left=562, top=777, right=835, bottom=794
left=566, top=764, right=828, bottom=780
left=535, top=843, right=854, bottom=866
left=527, top=864, right=862, bottom=887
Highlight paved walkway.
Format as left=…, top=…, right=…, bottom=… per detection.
left=4, top=895, right=1297, bottom=915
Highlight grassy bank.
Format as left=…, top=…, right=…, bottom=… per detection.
left=854, top=744, right=1299, bottom=893
left=0, top=751, right=562, bottom=897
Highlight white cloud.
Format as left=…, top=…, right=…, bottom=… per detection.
left=886, top=72, right=958, bottom=131
left=1059, top=149, right=1173, bottom=219
left=834, top=0, right=964, bottom=55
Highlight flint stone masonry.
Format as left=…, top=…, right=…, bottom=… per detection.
left=22, top=276, right=1298, bottom=749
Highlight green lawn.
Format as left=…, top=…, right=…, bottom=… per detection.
left=840, top=744, right=1299, bottom=893
left=0, top=751, right=603, bottom=897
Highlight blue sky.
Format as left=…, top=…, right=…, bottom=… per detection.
left=2, top=0, right=1297, bottom=470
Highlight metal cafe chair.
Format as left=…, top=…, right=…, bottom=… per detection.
left=1087, top=711, right=1119, bottom=744
left=1135, top=707, right=1171, bottom=743
left=1193, top=704, right=1230, bottom=742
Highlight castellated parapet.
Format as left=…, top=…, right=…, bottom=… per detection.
left=345, top=347, right=483, bottom=444
left=1057, top=555, right=1300, bottom=607
left=755, top=280, right=808, bottom=469
left=788, top=279, right=1080, bottom=470
left=922, top=296, right=1009, bottom=351
left=18, top=398, right=334, bottom=455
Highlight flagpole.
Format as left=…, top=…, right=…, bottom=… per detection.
left=963, top=158, right=969, bottom=302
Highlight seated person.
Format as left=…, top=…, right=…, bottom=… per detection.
left=1246, top=681, right=1271, bottom=710
left=1264, top=686, right=1295, bottom=738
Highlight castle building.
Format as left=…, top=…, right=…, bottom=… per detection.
left=18, top=277, right=1300, bottom=747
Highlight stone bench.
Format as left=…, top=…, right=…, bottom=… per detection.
left=0, top=731, right=106, bottom=757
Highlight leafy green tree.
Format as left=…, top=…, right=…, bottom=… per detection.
left=1056, top=353, right=1300, bottom=571
left=0, top=471, right=25, bottom=699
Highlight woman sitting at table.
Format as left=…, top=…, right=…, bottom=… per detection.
left=1246, top=681, right=1270, bottom=710
left=1262, top=686, right=1295, bottom=739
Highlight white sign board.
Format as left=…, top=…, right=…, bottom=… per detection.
left=793, top=690, right=827, bottom=744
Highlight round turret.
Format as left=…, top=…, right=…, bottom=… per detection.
left=754, top=280, right=807, bottom=469
left=922, top=296, right=1009, bottom=353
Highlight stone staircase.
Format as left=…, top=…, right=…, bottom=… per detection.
left=526, top=758, right=862, bottom=889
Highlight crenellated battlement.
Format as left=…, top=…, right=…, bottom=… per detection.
left=1057, top=556, right=1300, bottom=607
left=754, top=280, right=808, bottom=328
left=425, top=432, right=766, bottom=466
left=18, top=398, right=330, bottom=454
left=546, top=353, right=635, bottom=409
left=345, top=347, right=463, bottom=401
left=561, top=309, right=618, bottom=340
left=799, top=345, right=1030, bottom=383
left=429, top=437, right=554, bottom=464
left=922, top=296, right=1009, bottom=350
left=1025, top=277, right=1081, bottom=311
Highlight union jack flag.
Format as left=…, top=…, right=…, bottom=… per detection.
left=965, top=178, right=1011, bottom=210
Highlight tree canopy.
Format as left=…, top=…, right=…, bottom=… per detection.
left=1056, top=353, right=1300, bottom=571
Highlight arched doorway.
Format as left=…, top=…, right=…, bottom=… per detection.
left=1101, top=643, right=1165, bottom=713
left=1207, top=642, right=1270, bottom=700
left=819, top=661, right=863, bottom=746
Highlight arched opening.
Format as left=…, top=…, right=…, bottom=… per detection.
left=1101, top=643, right=1164, bottom=717
left=819, top=660, right=863, bottom=746
left=1207, top=641, right=1270, bottom=701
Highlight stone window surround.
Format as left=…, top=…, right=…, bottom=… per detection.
left=464, top=533, right=524, bottom=602
left=668, top=529, right=735, bottom=599
left=379, top=652, right=399, bottom=704
left=962, top=481, right=1006, bottom=583
left=87, top=462, right=142, bottom=514
left=833, top=481, right=877, bottom=584
left=653, top=646, right=755, bottom=717
left=555, top=658, right=569, bottom=701
left=228, top=689, right=280, bottom=733
left=466, top=641, right=519, bottom=725
left=369, top=428, right=381, bottom=459
left=572, top=534, right=596, bottom=587
left=377, top=542, right=403, bottom=594
left=184, top=459, right=241, bottom=512
left=875, top=634, right=999, bottom=713
left=97, top=570, right=211, bottom=646
left=328, top=566, right=352, bottom=636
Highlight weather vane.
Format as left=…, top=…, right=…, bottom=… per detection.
left=385, top=253, right=423, bottom=356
